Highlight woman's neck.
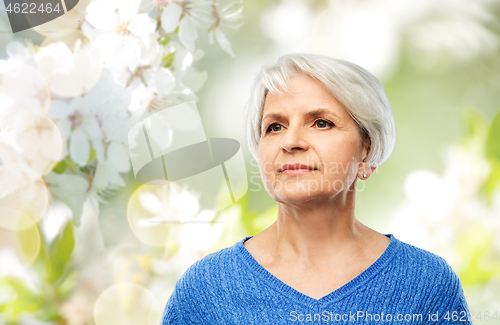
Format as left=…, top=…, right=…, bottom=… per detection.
left=260, top=187, right=376, bottom=265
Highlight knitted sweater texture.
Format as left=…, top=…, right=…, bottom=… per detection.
left=161, top=234, right=472, bottom=324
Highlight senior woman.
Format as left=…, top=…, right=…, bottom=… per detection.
left=161, top=53, right=471, bottom=324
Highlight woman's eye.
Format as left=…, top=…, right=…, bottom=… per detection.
left=315, top=119, right=333, bottom=129
left=267, top=123, right=283, bottom=133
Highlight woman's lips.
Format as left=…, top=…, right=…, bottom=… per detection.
left=281, top=168, right=316, bottom=176
left=278, top=164, right=318, bottom=175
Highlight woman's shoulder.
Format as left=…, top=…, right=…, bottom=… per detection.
left=390, top=237, right=470, bottom=315
left=397, top=238, right=452, bottom=266
left=393, top=236, right=462, bottom=286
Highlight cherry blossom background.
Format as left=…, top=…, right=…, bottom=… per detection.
left=0, top=0, right=244, bottom=324
left=0, top=0, right=499, bottom=324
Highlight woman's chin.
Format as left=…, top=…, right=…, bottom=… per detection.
left=273, top=189, right=326, bottom=205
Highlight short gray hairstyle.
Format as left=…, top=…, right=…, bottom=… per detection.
left=243, top=53, right=396, bottom=168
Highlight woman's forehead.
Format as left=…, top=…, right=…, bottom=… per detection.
left=262, top=92, right=347, bottom=124
left=264, top=73, right=341, bottom=104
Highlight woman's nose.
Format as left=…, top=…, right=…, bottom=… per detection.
left=280, top=124, right=309, bottom=153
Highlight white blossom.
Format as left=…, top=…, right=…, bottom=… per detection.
left=47, top=68, right=133, bottom=198
left=86, top=0, right=157, bottom=71
left=48, top=98, right=101, bottom=167
left=178, top=14, right=198, bottom=52
left=214, top=28, right=235, bottom=57
left=0, top=107, right=62, bottom=176
left=35, top=40, right=103, bottom=98
left=0, top=52, right=51, bottom=114
left=44, top=172, right=91, bottom=224
left=161, top=3, right=183, bottom=33
left=0, top=1, right=243, bottom=323
left=208, top=0, right=242, bottom=57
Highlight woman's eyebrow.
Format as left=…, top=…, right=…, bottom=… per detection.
left=262, top=113, right=283, bottom=122
left=306, top=108, right=341, bottom=119
left=262, top=108, right=341, bottom=122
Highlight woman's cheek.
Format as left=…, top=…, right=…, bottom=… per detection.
left=260, top=172, right=274, bottom=197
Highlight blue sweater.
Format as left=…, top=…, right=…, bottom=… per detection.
left=161, top=234, right=472, bottom=324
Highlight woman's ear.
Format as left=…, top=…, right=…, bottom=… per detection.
left=362, top=137, right=371, bottom=163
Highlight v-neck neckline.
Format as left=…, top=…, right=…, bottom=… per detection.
left=234, top=233, right=400, bottom=308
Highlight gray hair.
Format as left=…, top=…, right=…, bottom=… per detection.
left=243, top=53, right=396, bottom=168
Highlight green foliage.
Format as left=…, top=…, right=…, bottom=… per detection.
left=52, top=149, right=95, bottom=174
left=484, top=159, right=500, bottom=198
left=457, top=225, right=500, bottom=286
left=217, top=188, right=277, bottom=233
left=33, top=220, right=75, bottom=285
left=57, top=271, right=78, bottom=299
left=18, top=224, right=40, bottom=265
left=52, top=159, right=67, bottom=174
left=0, top=277, right=44, bottom=323
left=483, top=111, right=500, bottom=200
left=238, top=191, right=261, bottom=235
left=52, top=156, right=77, bottom=174
left=128, top=168, right=143, bottom=197
left=88, top=147, right=96, bottom=164
left=221, top=190, right=276, bottom=236
left=162, top=51, right=175, bottom=68
left=464, top=109, right=489, bottom=139
left=210, top=188, right=277, bottom=253
left=47, top=221, right=75, bottom=284
left=486, top=111, right=500, bottom=160
left=159, top=35, right=171, bottom=46
left=0, top=221, right=77, bottom=322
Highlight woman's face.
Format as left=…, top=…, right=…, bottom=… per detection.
left=258, top=73, right=370, bottom=205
